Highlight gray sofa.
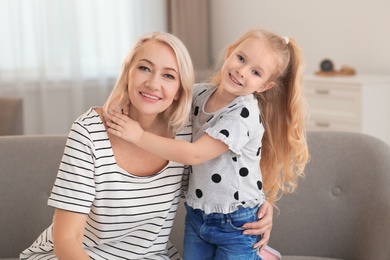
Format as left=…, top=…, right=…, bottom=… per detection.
left=1, top=132, right=390, bottom=260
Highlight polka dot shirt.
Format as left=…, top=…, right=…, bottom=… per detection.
left=186, top=83, right=265, bottom=214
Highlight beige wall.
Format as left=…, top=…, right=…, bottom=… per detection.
left=209, top=0, right=390, bottom=75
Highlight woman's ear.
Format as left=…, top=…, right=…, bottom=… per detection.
left=174, top=88, right=182, bottom=101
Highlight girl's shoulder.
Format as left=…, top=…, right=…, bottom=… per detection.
left=193, top=83, right=216, bottom=98
left=226, top=95, right=260, bottom=116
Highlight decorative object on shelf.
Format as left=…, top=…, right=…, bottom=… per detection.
left=320, top=59, right=334, bottom=72
left=315, top=58, right=356, bottom=76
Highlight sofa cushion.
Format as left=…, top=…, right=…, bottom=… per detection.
left=283, top=257, right=342, bottom=260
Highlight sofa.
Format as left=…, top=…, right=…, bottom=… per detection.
left=1, top=131, right=390, bottom=260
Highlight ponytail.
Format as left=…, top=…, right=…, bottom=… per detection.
left=259, top=36, right=309, bottom=205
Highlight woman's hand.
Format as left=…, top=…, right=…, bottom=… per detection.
left=106, top=111, right=144, bottom=144
left=242, top=200, right=273, bottom=250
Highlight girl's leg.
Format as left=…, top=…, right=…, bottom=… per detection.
left=183, top=203, right=215, bottom=260
left=212, top=206, right=262, bottom=260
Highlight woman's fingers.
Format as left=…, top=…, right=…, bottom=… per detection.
left=253, top=230, right=270, bottom=249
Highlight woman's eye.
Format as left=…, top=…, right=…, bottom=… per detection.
left=164, top=74, right=175, bottom=80
left=139, top=66, right=150, bottom=72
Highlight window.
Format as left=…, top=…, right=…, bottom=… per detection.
left=0, top=0, right=167, bottom=134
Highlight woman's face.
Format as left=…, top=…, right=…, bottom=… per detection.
left=127, top=40, right=181, bottom=119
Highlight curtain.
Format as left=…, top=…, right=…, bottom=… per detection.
left=167, top=0, right=211, bottom=83
left=0, top=0, right=167, bottom=134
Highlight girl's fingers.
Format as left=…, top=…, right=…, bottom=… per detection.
left=108, top=111, right=126, bottom=125
left=107, top=120, right=122, bottom=131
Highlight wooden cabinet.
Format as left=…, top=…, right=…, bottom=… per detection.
left=303, top=74, right=390, bottom=145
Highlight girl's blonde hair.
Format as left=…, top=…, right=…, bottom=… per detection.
left=211, top=28, right=310, bottom=205
left=103, top=31, right=194, bottom=134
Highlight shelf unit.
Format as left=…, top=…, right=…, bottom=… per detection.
left=304, top=74, right=390, bottom=145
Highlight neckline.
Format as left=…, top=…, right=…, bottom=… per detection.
left=90, top=107, right=172, bottom=178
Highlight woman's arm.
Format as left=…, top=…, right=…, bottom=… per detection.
left=53, top=209, right=90, bottom=259
left=106, top=111, right=228, bottom=165
left=242, top=200, right=273, bottom=250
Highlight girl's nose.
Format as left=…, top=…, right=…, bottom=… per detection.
left=236, top=68, right=244, bottom=78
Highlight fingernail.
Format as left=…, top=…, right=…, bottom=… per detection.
left=258, top=212, right=263, bottom=219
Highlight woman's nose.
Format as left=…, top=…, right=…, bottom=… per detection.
left=146, top=75, right=160, bottom=90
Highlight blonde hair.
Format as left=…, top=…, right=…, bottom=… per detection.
left=211, top=28, right=310, bottom=205
left=103, top=31, right=194, bottom=133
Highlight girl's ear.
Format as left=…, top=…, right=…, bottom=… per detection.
left=225, top=45, right=235, bottom=60
left=256, top=82, right=275, bottom=93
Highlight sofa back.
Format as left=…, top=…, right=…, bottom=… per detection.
left=0, top=135, right=67, bottom=258
left=1, top=132, right=390, bottom=259
left=269, top=131, right=390, bottom=259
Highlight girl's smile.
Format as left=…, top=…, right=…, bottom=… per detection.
left=229, top=73, right=243, bottom=86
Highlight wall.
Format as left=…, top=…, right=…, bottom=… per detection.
left=209, top=0, right=390, bottom=75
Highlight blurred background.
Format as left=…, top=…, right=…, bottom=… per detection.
left=1, top=0, right=389, bottom=136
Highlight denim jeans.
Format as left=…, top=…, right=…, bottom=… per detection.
left=183, top=203, right=262, bottom=260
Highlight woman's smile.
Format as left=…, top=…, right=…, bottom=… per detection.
left=140, top=91, right=161, bottom=102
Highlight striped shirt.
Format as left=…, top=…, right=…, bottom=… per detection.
left=20, top=107, right=191, bottom=260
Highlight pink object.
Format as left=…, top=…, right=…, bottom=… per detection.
left=259, top=245, right=281, bottom=260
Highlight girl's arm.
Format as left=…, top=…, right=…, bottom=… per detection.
left=106, top=111, right=229, bottom=165
left=53, top=209, right=90, bottom=259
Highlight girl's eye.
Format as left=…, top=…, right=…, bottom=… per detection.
left=237, top=55, right=244, bottom=63
left=139, top=66, right=150, bottom=72
left=253, top=70, right=261, bottom=77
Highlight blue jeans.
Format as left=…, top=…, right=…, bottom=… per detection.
left=183, top=203, right=262, bottom=260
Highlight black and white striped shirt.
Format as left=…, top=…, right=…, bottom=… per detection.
left=20, top=108, right=191, bottom=260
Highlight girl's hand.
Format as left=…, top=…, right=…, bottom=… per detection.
left=106, top=111, right=144, bottom=144
left=103, top=97, right=130, bottom=122
left=242, top=200, right=273, bottom=251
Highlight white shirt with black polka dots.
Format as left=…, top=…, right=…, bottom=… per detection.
left=186, top=83, right=266, bottom=214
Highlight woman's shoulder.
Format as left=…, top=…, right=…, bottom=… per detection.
left=75, top=107, right=101, bottom=121
left=73, top=107, right=104, bottom=127
left=175, top=121, right=192, bottom=142
left=70, top=107, right=106, bottom=136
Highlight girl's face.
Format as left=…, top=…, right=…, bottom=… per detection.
left=220, top=37, right=276, bottom=97
left=127, top=40, right=181, bottom=119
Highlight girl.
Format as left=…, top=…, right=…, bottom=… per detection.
left=107, top=28, right=309, bottom=259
